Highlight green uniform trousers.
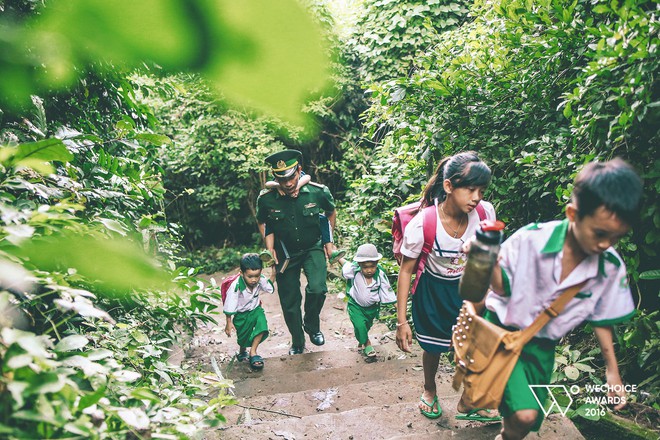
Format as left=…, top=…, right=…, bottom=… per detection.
left=485, top=310, right=557, bottom=432
left=233, top=306, right=269, bottom=348
left=276, top=244, right=327, bottom=347
left=347, top=296, right=380, bottom=346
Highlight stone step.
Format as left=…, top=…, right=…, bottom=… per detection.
left=220, top=373, right=459, bottom=426
left=211, top=401, right=582, bottom=440
left=386, top=414, right=584, bottom=439
left=222, top=341, right=437, bottom=398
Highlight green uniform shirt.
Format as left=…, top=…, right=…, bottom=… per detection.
left=256, top=183, right=335, bottom=253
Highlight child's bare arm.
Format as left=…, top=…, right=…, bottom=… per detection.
left=265, top=173, right=311, bottom=190
left=594, top=326, right=627, bottom=410
left=224, top=315, right=234, bottom=337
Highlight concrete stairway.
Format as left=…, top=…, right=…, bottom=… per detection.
left=185, top=275, right=584, bottom=440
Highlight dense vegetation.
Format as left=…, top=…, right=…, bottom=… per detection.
left=0, top=0, right=657, bottom=438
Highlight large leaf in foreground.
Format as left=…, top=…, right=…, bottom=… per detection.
left=14, top=232, right=171, bottom=294
left=1, top=0, right=329, bottom=127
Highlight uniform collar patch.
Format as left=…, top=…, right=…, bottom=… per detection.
left=541, top=219, right=568, bottom=254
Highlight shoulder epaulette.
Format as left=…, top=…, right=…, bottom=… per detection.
left=259, top=188, right=275, bottom=196
left=308, top=181, right=325, bottom=188
left=523, top=222, right=541, bottom=231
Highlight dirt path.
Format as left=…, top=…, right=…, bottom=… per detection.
left=183, top=270, right=584, bottom=440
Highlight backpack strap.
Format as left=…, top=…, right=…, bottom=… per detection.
left=476, top=202, right=486, bottom=221
left=506, top=280, right=588, bottom=351
left=411, top=204, right=437, bottom=294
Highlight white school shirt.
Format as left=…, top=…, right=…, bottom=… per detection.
left=485, top=219, right=635, bottom=340
left=342, top=261, right=397, bottom=308
left=223, top=275, right=274, bottom=315
left=400, top=200, right=496, bottom=281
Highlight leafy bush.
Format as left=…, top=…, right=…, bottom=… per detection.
left=0, top=74, right=230, bottom=438
left=349, top=0, right=657, bottom=294
left=185, top=246, right=260, bottom=275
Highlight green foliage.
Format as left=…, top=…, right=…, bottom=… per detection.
left=138, top=74, right=292, bottom=249
left=0, top=71, right=230, bottom=437
left=347, top=0, right=657, bottom=299
left=138, top=1, right=369, bottom=248
left=186, top=246, right=258, bottom=275
left=552, top=344, right=597, bottom=384
left=0, top=0, right=330, bottom=126
left=349, top=0, right=472, bottom=83
left=617, top=311, right=660, bottom=402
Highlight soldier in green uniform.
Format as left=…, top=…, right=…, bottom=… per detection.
left=256, top=150, right=337, bottom=355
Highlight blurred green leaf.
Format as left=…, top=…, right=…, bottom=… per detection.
left=14, top=231, right=171, bottom=294
left=564, top=365, right=580, bottom=380
left=54, top=335, right=89, bottom=352
left=640, top=269, right=660, bottom=280
left=2, top=0, right=330, bottom=127
left=5, top=139, right=74, bottom=167
left=134, top=133, right=172, bottom=146
left=206, top=0, right=330, bottom=126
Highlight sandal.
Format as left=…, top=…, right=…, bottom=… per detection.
left=455, top=408, right=501, bottom=422
left=328, top=249, right=346, bottom=264
left=363, top=345, right=376, bottom=357
left=259, top=250, right=275, bottom=267
left=236, top=351, right=249, bottom=362
left=419, top=395, right=442, bottom=419
left=249, top=355, right=264, bottom=370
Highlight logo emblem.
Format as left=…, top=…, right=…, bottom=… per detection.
left=277, top=160, right=287, bottom=169
left=529, top=385, right=574, bottom=416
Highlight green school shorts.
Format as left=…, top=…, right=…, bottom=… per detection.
left=347, top=296, right=380, bottom=346
left=485, top=310, right=557, bottom=432
left=233, top=306, right=269, bottom=348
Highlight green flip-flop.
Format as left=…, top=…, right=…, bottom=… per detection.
left=455, top=408, right=501, bottom=422
left=419, top=395, right=442, bottom=419
left=363, top=345, right=376, bottom=357
left=328, top=249, right=346, bottom=264
left=259, top=250, right=275, bottom=267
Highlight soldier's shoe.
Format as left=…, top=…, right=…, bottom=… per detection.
left=259, top=250, right=275, bottom=267
left=308, top=331, right=325, bottom=346
left=288, top=345, right=305, bottom=355
left=328, top=249, right=346, bottom=265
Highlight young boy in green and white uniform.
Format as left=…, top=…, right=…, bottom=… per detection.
left=335, top=243, right=396, bottom=358
left=224, top=253, right=275, bottom=370
left=482, top=158, right=643, bottom=440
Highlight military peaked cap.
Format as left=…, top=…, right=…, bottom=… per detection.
left=265, top=149, right=303, bottom=178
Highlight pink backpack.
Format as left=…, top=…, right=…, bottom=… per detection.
left=220, top=273, right=240, bottom=303
left=392, top=201, right=486, bottom=294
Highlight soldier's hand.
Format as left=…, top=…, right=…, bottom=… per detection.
left=269, top=248, right=279, bottom=265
